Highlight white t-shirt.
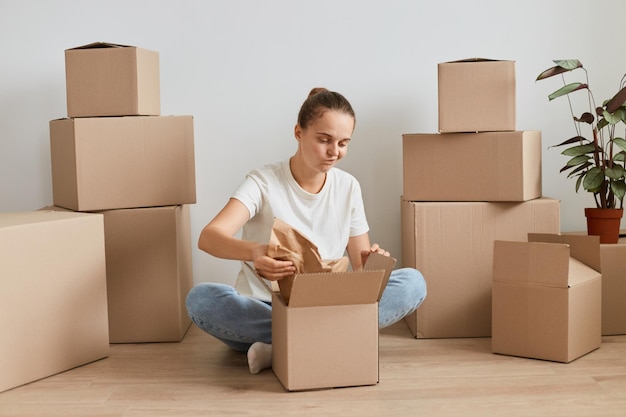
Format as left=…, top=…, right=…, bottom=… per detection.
left=231, top=159, right=369, bottom=301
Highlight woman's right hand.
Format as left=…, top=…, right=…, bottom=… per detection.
left=251, top=244, right=296, bottom=281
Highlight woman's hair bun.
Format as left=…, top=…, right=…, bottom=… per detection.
left=307, top=87, right=329, bottom=99
left=298, top=87, right=355, bottom=129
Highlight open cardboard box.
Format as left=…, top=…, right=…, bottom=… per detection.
left=252, top=252, right=396, bottom=391
left=492, top=233, right=602, bottom=363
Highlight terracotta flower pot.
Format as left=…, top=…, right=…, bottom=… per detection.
left=584, top=208, right=624, bottom=244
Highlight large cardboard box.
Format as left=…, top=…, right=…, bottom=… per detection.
left=50, top=115, right=196, bottom=212
left=65, top=42, right=160, bottom=117
left=44, top=205, right=194, bottom=343
left=492, top=233, right=602, bottom=363
left=0, top=211, right=109, bottom=393
left=401, top=197, right=561, bottom=338
left=438, top=59, right=515, bottom=133
left=402, top=131, right=541, bottom=202
left=261, top=253, right=395, bottom=391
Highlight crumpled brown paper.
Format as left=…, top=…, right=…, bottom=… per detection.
left=267, top=218, right=349, bottom=303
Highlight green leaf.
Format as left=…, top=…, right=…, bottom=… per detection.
left=565, top=154, right=591, bottom=167
left=583, top=167, right=605, bottom=190
left=548, top=83, right=588, bottom=101
left=561, top=144, right=596, bottom=156
left=616, top=108, right=626, bottom=124
left=613, top=138, right=626, bottom=152
left=575, top=174, right=583, bottom=192
left=536, top=60, right=583, bottom=81
left=614, top=151, right=626, bottom=162
left=604, top=109, right=622, bottom=125
left=606, top=165, right=626, bottom=179
left=554, top=59, right=583, bottom=70
left=611, top=180, right=626, bottom=200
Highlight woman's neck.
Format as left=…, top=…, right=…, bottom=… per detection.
left=289, top=156, right=326, bottom=194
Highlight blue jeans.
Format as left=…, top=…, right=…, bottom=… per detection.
left=185, top=268, right=427, bottom=352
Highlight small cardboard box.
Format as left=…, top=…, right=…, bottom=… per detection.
left=0, top=210, right=109, bottom=393
left=259, top=253, right=395, bottom=391
left=492, top=233, right=602, bottom=363
left=401, top=197, right=561, bottom=338
left=65, top=42, right=160, bottom=117
left=438, top=58, right=516, bottom=133
left=50, top=115, right=196, bottom=212
left=44, top=205, right=193, bottom=343
left=402, top=131, right=541, bottom=202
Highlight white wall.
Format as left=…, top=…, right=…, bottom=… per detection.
left=1, top=0, right=625, bottom=286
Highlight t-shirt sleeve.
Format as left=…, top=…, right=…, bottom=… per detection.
left=349, top=179, right=369, bottom=237
left=231, top=172, right=264, bottom=219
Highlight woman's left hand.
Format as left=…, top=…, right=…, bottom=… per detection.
left=369, top=243, right=389, bottom=256
left=360, top=243, right=390, bottom=267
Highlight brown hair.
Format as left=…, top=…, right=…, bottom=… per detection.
left=297, top=88, right=356, bottom=129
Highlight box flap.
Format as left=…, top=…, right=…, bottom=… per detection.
left=493, top=240, right=571, bottom=288
left=288, top=270, right=385, bottom=307
left=363, top=252, right=397, bottom=301
left=528, top=233, right=601, bottom=272
left=442, top=58, right=513, bottom=64
left=568, top=257, right=602, bottom=287
left=67, top=42, right=131, bottom=50
left=248, top=252, right=395, bottom=306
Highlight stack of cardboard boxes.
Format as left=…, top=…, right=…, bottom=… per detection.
left=48, top=42, right=196, bottom=343
left=401, top=58, right=604, bottom=363
left=401, top=58, right=561, bottom=339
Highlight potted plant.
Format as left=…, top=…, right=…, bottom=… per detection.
left=536, top=59, right=626, bottom=243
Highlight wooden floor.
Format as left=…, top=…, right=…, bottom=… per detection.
left=1, top=323, right=626, bottom=417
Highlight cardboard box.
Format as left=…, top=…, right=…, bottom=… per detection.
left=104, top=205, right=193, bottom=343
left=259, top=253, right=395, bottom=391
left=0, top=210, right=109, bottom=393
left=65, top=42, right=160, bottom=117
left=402, top=131, right=542, bottom=201
left=44, top=205, right=193, bottom=343
left=50, top=115, right=196, bottom=212
left=438, top=58, right=516, bottom=133
left=401, top=198, right=561, bottom=338
left=492, top=233, right=602, bottom=362
left=598, top=238, right=626, bottom=335
left=564, top=233, right=626, bottom=335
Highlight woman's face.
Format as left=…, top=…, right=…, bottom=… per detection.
left=294, top=109, right=355, bottom=174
